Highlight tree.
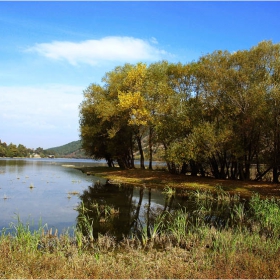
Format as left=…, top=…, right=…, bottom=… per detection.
left=79, top=41, right=280, bottom=182
left=17, top=144, right=28, bottom=157
left=80, top=82, right=134, bottom=168
left=6, top=143, right=18, bottom=157
left=253, top=41, right=280, bottom=182
left=117, top=63, right=148, bottom=169
left=144, top=61, right=173, bottom=170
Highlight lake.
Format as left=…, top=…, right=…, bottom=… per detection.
left=0, top=158, right=185, bottom=236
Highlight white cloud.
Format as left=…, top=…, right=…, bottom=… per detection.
left=26, top=36, right=169, bottom=66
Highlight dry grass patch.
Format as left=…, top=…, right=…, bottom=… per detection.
left=76, top=166, right=280, bottom=198
left=1, top=235, right=280, bottom=279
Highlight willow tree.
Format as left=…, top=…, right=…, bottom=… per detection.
left=188, top=45, right=272, bottom=180
left=79, top=81, right=135, bottom=169
left=156, top=61, right=206, bottom=174
left=253, top=41, right=280, bottom=183
left=143, top=61, right=174, bottom=170
left=80, top=63, right=150, bottom=169
left=117, top=62, right=148, bottom=169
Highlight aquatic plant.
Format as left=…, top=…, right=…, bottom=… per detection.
left=68, top=191, right=80, bottom=196
left=162, top=185, right=176, bottom=197
left=2, top=195, right=280, bottom=278
left=76, top=212, right=94, bottom=245
left=215, top=184, right=231, bottom=203
left=249, top=193, right=280, bottom=237
left=232, top=202, right=246, bottom=228
left=167, top=208, right=189, bottom=245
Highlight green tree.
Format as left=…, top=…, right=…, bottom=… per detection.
left=6, top=143, right=18, bottom=157
left=253, top=41, right=280, bottom=182
left=17, top=144, right=28, bottom=157
left=80, top=81, right=135, bottom=169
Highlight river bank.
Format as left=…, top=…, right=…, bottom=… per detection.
left=2, top=189, right=280, bottom=278
left=1, top=164, right=280, bottom=278
left=75, top=166, right=280, bottom=198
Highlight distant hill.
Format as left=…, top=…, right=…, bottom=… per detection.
left=46, top=140, right=87, bottom=158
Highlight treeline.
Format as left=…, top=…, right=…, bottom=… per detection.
left=45, top=140, right=87, bottom=158
left=0, top=140, right=46, bottom=158
left=79, top=40, right=280, bottom=182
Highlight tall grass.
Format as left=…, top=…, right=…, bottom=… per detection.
left=249, top=193, right=280, bottom=237
left=2, top=190, right=280, bottom=278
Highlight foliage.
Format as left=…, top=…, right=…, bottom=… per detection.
left=79, top=40, right=280, bottom=182
left=0, top=140, right=33, bottom=158
left=46, top=140, right=86, bottom=158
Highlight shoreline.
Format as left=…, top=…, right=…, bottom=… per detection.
left=75, top=166, right=280, bottom=198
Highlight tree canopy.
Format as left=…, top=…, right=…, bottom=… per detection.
left=79, top=41, right=280, bottom=182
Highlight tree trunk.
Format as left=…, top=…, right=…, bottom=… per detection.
left=273, top=166, right=279, bottom=183
left=190, top=160, right=199, bottom=176
left=180, top=162, right=188, bottom=174
left=148, top=127, right=153, bottom=170
left=255, top=166, right=272, bottom=181
left=136, top=135, right=145, bottom=169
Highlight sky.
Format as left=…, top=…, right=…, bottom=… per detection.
left=1, top=1, right=280, bottom=150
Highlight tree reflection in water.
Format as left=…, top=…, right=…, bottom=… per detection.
left=76, top=182, right=252, bottom=243
left=75, top=181, right=175, bottom=240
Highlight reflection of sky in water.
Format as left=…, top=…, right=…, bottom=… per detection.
left=0, top=158, right=107, bottom=233
left=131, top=187, right=165, bottom=223
left=0, top=158, right=177, bottom=237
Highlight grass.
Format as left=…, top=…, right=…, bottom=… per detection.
left=75, top=166, right=280, bottom=199
left=2, top=191, right=280, bottom=278
left=2, top=166, right=280, bottom=278
left=162, top=185, right=176, bottom=197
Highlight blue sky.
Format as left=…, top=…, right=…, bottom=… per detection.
left=1, top=1, right=280, bottom=149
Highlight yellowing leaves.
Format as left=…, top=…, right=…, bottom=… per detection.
left=123, top=63, right=147, bottom=92
left=118, top=91, right=150, bottom=126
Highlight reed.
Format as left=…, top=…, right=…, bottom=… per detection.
left=76, top=212, right=94, bottom=245
left=232, top=202, right=246, bottom=228
left=162, top=185, right=176, bottom=197
left=249, top=193, right=280, bottom=237
left=7, top=215, right=46, bottom=252
left=2, top=190, right=280, bottom=278
left=167, top=208, right=188, bottom=245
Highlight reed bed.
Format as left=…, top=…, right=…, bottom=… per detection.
left=1, top=189, right=280, bottom=278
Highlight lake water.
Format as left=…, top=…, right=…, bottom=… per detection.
left=0, top=158, right=184, bottom=236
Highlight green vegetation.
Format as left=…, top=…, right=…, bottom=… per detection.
left=79, top=40, right=280, bottom=183
left=0, top=140, right=45, bottom=158
left=2, top=191, right=280, bottom=278
left=0, top=139, right=87, bottom=158
left=45, top=140, right=87, bottom=158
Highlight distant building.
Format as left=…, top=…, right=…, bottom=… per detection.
left=30, top=153, right=41, bottom=158
left=48, top=155, right=55, bottom=158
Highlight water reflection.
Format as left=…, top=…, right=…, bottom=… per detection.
left=77, top=182, right=135, bottom=239
left=76, top=181, right=184, bottom=240
left=0, top=158, right=108, bottom=233
left=76, top=182, right=250, bottom=240
left=0, top=158, right=248, bottom=238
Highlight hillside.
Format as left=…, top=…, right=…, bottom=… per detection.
left=46, top=140, right=87, bottom=158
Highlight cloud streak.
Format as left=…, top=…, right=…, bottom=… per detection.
left=27, top=36, right=169, bottom=65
